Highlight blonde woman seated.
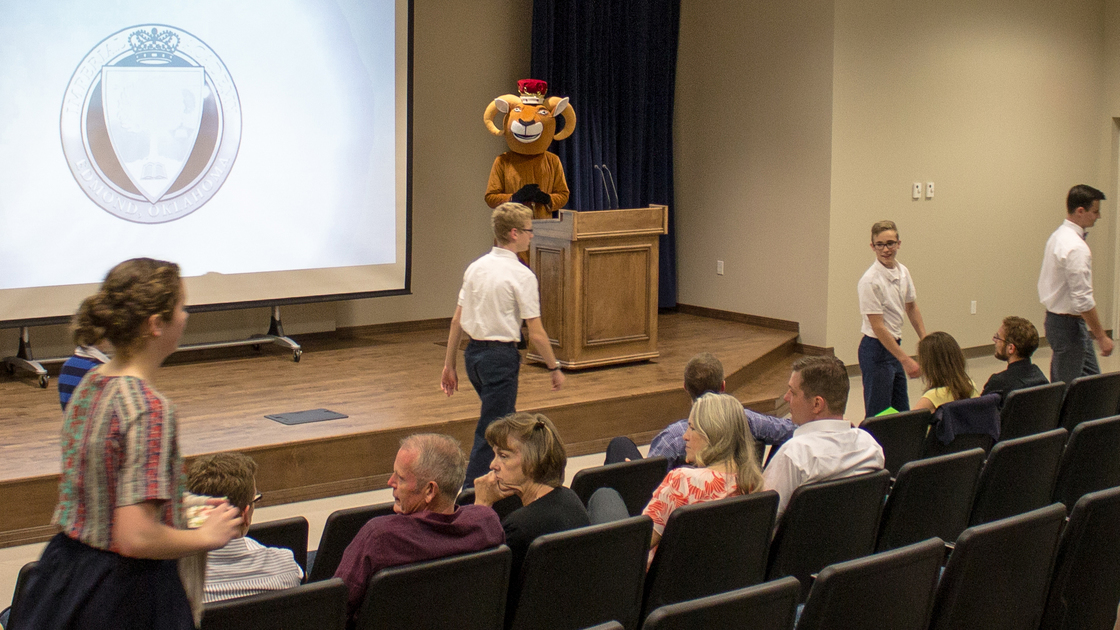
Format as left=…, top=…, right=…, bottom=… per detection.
left=915, top=331, right=978, bottom=411
left=641, top=392, right=764, bottom=560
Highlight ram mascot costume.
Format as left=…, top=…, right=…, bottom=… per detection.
left=484, top=79, right=575, bottom=221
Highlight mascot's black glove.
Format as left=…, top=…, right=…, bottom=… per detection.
left=532, top=189, right=552, bottom=206
left=511, top=183, right=541, bottom=204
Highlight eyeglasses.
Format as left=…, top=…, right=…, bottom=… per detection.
left=252, top=492, right=264, bottom=504
left=517, top=227, right=534, bottom=234
left=992, top=335, right=1006, bottom=344
left=872, top=240, right=900, bottom=250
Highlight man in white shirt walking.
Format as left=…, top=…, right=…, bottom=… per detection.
left=442, top=202, right=564, bottom=486
left=1038, top=184, right=1113, bottom=385
left=762, top=355, right=885, bottom=516
left=857, top=220, right=927, bottom=416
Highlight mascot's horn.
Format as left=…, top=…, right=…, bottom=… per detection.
left=549, top=96, right=577, bottom=141
left=483, top=95, right=522, bottom=136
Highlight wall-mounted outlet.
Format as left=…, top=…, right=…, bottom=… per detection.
left=926, top=182, right=935, bottom=199
left=912, top=182, right=922, bottom=200
left=970, top=300, right=976, bottom=315
left=716, top=260, right=724, bottom=276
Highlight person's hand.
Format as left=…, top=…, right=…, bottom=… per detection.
left=474, top=472, right=514, bottom=507
left=1099, top=335, right=1115, bottom=357
left=549, top=369, right=564, bottom=391
left=196, top=502, right=242, bottom=551
left=441, top=366, right=458, bottom=397
left=511, top=184, right=541, bottom=204
left=902, top=356, right=921, bottom=379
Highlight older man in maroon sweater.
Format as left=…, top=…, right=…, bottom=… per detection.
left=334, top=434, right=504, bottom=625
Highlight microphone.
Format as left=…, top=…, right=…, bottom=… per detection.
left=593, top=165, right=611, bottom=210
left=602, top=165, right=620, bottom=209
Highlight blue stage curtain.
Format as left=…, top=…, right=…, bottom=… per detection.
left=531, top=0, right=680, bottom=307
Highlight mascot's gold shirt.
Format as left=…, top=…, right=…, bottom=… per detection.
left=485, top=151, right=570, bottom=219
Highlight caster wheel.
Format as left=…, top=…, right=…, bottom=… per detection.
left=39, top=375, right=50, bottom=388
left=293, top=350, right=302, bottom=363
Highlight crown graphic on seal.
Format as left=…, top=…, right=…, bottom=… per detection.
left=517, top=79, right=548, bottom=106
left=128, top=28, right=181, bottom=64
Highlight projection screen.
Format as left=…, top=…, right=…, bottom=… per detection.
left=0, top=0, right=411, bottom=325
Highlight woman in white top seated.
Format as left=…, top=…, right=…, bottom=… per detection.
left=915, top=331, right=977, bottom=411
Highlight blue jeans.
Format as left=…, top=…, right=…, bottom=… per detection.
left=1045, top=311, right=1100, bottom=385
left=462, top=340, right=521, bottom=487
left=859, top=335, right=910, bottom=417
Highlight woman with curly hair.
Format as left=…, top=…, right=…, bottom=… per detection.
left=13, top=258, right=241, bottom=630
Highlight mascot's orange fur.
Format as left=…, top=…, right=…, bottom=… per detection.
left=484, top=79, right=576, bottom=220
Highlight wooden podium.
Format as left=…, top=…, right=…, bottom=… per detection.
left=527, top=206, right=669, bottom=369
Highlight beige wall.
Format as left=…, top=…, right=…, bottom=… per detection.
left=674, top=0, right=836, bottom=347
left=674, top=0, right=1117, bottom=364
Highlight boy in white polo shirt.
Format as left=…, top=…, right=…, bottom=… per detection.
left=857, top=220, right=927, bottom=416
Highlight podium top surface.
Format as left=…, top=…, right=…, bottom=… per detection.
left=533, top=206, right=668, bottom=241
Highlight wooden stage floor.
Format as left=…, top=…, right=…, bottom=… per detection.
left=0, top=312, right=798, bottom=547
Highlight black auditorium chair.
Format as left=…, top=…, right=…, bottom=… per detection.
left=571, top=457, right=669, bottom=517
left=507, top=516, right=652, bottom=630
left=200, top=578, right=347, bottom=630
left=3, top=560, right=38, bottom=629
left=921, top=394, right=1000, bottom=458
left=1052, top=415, right=1120, bottom=511
left=456, top=488, right=522, bottom=520
left=1057, top=371, right=1120, bottom=432
left=969, top=428, right=1067, bottom=526
left=355, top=546, right=511, bottom=630
left=640, top=576, right=801, bottom=630
left=308, top=501, right=395, bottom=582
left=798, top=537, right=945, bottom=630
left=641, top=491, right=779, bottom=619
left=765, top=470, right=891, bottom=601
left=999, top=381, right=1066, bottom=440
left=247, top=515, right=309, bottom=574
left=875, top=449, right=985, bottom=552
left=858, top=409, right=931, bottom=478
left=1040, top=486, right=1120, bottom=630
left=927, top=503, right=1067, bottom=630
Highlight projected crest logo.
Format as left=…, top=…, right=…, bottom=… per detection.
left=60, top=25, right=241, bottom=224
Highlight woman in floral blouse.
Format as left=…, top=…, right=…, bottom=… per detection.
left=641, top=392, right=764, bottom=560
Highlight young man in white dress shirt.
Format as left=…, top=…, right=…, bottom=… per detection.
left=1038, top=184, right=1113, bottom=385
left=441, top=202, right=564, bottom=486
left=763, top=355, right=885, bottom=516
left=857, top=220, right=927, bottom=417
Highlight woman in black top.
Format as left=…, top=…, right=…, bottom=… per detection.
left=474, top=412, right=590, bottom=576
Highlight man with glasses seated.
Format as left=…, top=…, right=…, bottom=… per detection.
left=187, top=452, right=303, bottom=603
left=982, top=316, right=1049, bottom=404
left=858, top=220, right=928, bottom=416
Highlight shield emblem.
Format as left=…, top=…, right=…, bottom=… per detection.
left=101, top=66, right=205, bottom=204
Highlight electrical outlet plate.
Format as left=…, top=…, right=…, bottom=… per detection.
left=716, top=260, right=724, bottom=276
left=912, top=182, right=922, bottom=199
left=926, top=182, right=935, bottom=199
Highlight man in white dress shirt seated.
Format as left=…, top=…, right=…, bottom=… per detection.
left=187, top=452, right=303, bottom=603
left=763, top=355, right=885, bottom=515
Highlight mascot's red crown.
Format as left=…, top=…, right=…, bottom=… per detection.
left=517, top=79, right=549, bottom=105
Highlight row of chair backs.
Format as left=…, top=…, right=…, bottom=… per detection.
left=357, top=545, right=511, bottom=630
left=307, top=501, right=395, bottom=582
left=642, top=491, right=779, bottom=618
left=1057, top=371, right=1120, bottom=432
left=1001, top=381, right=1067, bottom=440
left=571, top=457, right=668, bottom=517
left=201, top=578, right=347, bottom=630
left=766, top=469, right=892, bottom=601
left=876, top=449, right=985, bottom=552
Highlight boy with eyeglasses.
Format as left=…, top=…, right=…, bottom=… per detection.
left=857, top=220, right=927, bottom=416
